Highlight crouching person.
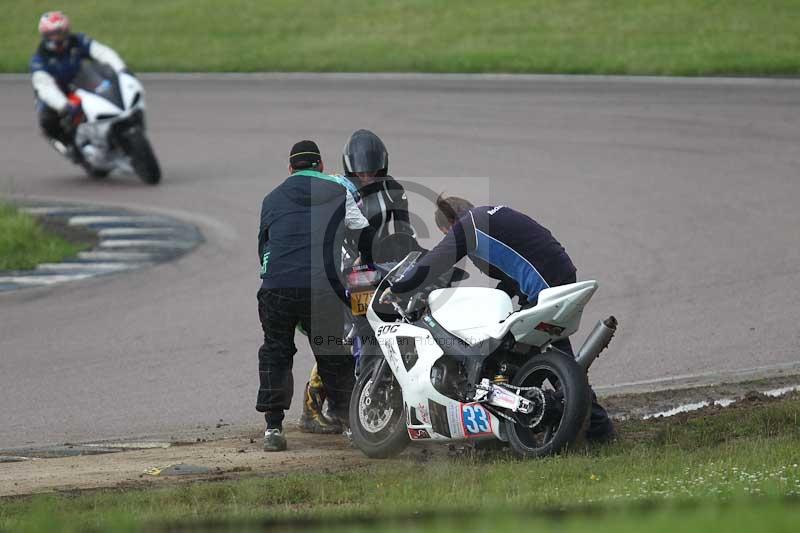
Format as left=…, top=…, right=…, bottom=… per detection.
left=256, top=141, right=375, bottom=451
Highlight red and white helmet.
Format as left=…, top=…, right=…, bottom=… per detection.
left=38, top=11, right=71, bottom=53
left=39, top=11, right=71, bottom=37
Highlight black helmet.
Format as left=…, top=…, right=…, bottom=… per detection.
left=342, top=129, right=388, bottom=178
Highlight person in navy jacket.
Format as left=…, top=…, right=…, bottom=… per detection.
left=389, top=195, right=615, bottom=442
left=256, top=140, right=375, bottom=452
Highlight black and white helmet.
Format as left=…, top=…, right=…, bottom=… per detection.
left=342, top=129, right=388, bottom=178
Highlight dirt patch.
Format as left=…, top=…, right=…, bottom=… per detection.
left=618, top=390, right=795, bottom=445
left=0, top=430, right=370, bottom=498
left=600, top=374, right=800, bottom=420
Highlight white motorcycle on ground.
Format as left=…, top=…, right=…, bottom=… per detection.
left=55, top=60, right=161, bottom=184
left=348, top=252, right=617, bottom=458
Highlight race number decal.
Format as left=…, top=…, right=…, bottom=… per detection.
left=460, top=403, right=493, bottom=437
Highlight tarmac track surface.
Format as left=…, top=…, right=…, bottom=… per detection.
left=1, top=74, right=799, bottom=450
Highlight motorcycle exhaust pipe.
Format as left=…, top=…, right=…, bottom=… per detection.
left=575, top=316, right=618, bottom=372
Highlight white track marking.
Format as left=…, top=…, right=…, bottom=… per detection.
left=99, top=239, right=195, bottom=249
left=78, top=251, right=160, bottom=261
left=0, top=274, right=95, bottom=285
left=97, top=227, right=182, bottom=237
left=68, top=215, right=171, bottom=226
left=35, top=263, right=142, bottom=272
left=20, top=206, right=102, bottom=216
left=0, top=202, right=204, bottom=294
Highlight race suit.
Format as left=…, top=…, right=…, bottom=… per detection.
left=30, top=33, right=126, bottom=143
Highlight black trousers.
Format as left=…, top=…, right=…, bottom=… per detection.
left=552, top=338, right=615, bottom=440
left=256, top=288, right=354, bottom=428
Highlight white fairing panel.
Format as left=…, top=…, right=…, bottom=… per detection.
left=374, top=323, right=504, bottom=442
left=486, top=280, right=598, bottom=347
left=119, top=72, right=145, bottom=111
left=75, top=90, right=122, bottom=121
left=429, top=287, right=513, bottom=344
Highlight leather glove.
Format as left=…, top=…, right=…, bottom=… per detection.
left=62, top=102, right=83, bottom=125
left=379, top=287, right=397, bottom=304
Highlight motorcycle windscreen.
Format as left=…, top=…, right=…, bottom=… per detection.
left=385, top=251, right=423, bottom=287
left=71, top=60, right=124, bottom=110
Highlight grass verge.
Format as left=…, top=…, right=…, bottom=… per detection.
left=0, top=202, right=86, bottom=271
left=2, top=394, right=799, bottom=531
left=4, top=0, right=800, bottom=75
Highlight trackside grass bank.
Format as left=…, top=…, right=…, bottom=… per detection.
left=3, top=0, right=800, bottom=75
left=2, top=394, right=799, bottom=532
left=0, top=202, right=85, bottom=271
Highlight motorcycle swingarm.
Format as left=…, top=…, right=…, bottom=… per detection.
left=474, top=378, right=539, bottom=415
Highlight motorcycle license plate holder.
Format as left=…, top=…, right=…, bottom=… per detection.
left=350, top=290, right=375, bottom=316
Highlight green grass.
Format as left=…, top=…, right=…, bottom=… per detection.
left=4, top=0, right=800, bottom=75
left=2, top=396, right=800, bottom=531
left=0, top=203, right=85, bottom=271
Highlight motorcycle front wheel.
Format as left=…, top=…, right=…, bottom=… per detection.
left=505, top=350, right=590, bottom=458
left=122, top=128, right=161, bottom=185
left=349, top=359, right=409, bottom=458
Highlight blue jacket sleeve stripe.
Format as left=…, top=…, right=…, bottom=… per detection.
left=473, top=229, right=550, bottom=298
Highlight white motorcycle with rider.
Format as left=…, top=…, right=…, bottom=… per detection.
left=30, top=11, right=161, bottom=184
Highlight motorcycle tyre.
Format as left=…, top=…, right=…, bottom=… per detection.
left=349, top=359, right=409, bottom=459
left=506, top=351, right=590, bottom=458
left=124, top=129, right=161, bottom=185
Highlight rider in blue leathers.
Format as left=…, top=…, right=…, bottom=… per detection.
left=388, top=195, right=616, bottom=442
left=30, top=11, right=127, bottom=161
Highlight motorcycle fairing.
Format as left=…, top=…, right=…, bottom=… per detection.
left=74, top=89, right=121, bottom=121
left=374, top=322, right=504, bottom=441
left=118, top=71, right=144, bottom=111
left=485, top=280, right=598, bottom=347
left=428, top=287, right=513, bottom=344
left=71, top=62, right=147, bottom=172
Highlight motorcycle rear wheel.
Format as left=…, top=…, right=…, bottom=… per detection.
left=349, top=359, right=409, bottom=458
left=505, top=350, right=590, bottom=458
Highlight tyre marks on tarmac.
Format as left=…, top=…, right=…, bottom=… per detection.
left=0, top=201, right=203, bottom=292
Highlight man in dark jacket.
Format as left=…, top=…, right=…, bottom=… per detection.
left=257, top=140, right=375, bottom=451
left=299, top=129, right=416, bottom=434
left=387, top=195, right=615, bottom=442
